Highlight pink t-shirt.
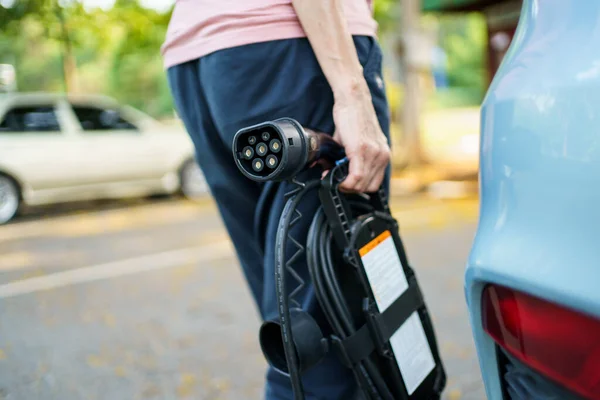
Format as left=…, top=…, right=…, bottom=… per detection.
left=161, top=0, right=378, bottom=69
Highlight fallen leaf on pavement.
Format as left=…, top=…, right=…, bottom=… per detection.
left=448, top=388, right=462, bottom=400
left=86, top=354, right=106, bottom=368
left=177, top=373, right=197, bottom=397
left=114, top=366, right=127, bottom=377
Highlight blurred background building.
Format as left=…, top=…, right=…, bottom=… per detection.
left=411, top=0, right=522, bottom=183
left=423, top=0, right=521, bottom=83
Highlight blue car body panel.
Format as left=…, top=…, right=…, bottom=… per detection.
left=466, top=0, right=600, bottom=398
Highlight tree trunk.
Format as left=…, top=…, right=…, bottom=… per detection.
left=56, top=5, right=77, bottom=93
left=401, top=0, right=426, bottom=166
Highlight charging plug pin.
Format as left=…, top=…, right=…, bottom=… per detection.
left=256, top=143, right=268, bottom=157
left=243, top=146, right=254, bottom=160
left=252, top=159, right=264, bottom=172
left=270, top=139, right=281, bottom=153
left=266, top=155, right=279, bottom=169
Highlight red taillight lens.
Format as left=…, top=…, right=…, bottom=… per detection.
left=482, top=284, right=600, bottom=400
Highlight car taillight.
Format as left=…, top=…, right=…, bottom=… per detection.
left=482, top=284, right=600, bottom=400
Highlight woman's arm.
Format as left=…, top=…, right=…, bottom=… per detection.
left=292, top=0, right=390, bottom=193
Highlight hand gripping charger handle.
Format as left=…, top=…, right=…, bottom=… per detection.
left=232, top=119, right=447, bottom=400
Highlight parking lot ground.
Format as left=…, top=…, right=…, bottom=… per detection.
left=0, top=194, right=485, bottom=399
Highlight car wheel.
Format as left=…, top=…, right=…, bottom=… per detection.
left=180, top=160, right=209, bottom=200
left=0, top=175, right=20, bottom=225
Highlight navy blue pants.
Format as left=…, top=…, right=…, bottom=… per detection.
left=167, top=36, right=390, bottom=400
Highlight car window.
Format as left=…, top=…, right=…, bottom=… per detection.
left=0, top=106, right=61, bottom=133
left=72, top=106, right=138, bottom=131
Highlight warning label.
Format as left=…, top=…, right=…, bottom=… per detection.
left=360, top=230, right=409, bottom=311
left=360, top=231, right=436, bottom=395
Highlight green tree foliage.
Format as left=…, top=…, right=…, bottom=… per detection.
left=373, top=0, right=399, bottom=35
left=438, top=13, right=486, bottom=89
left=433, top=12, right=487, bottom=106
left=1, top=15, right=64, bottom=91
left=1, top=0, right=488, bottom=116
left=1, top=0, right=174, bottom=116
left=106, top=0, right=173, bottom=116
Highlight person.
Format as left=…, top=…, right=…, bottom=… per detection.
left=162, top=1, right=392, bottom=398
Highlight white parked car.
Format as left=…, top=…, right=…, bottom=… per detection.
left=0, top=92, right=208, bottom=224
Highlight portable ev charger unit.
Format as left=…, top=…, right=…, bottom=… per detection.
left=232, top=118, right=447, bottom=400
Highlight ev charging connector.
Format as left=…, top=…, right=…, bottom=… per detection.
left=233, top=118, right=345, bottom=182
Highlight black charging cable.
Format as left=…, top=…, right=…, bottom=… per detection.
left=307, top=196, right=396, bottom=400
left=275, top=163, right=395, bottom=400
left=274, top=177, right=320, bottom=399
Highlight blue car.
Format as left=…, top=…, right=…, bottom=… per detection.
left=466, top=1, right=600, bottom=399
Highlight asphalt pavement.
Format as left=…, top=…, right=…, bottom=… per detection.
left=0, top=194, right=485, bottom=400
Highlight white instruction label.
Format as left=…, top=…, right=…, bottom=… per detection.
left=360, top=231, right=436, bottom=395
left=359, top=231, right=409, bottom=311
left=390, top=312, right=436, bottom=395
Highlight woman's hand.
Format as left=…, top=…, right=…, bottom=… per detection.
left=331, top=82, right=390, bottom=193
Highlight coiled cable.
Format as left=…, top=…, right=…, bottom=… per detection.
left=275, top=179, right=394, bottom=400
